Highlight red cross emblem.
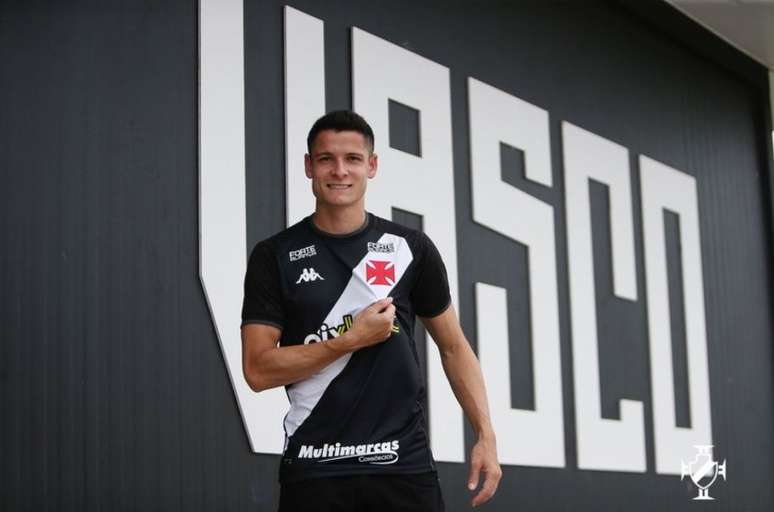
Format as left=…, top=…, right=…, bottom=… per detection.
left=365, top=260, right=395, bottom=286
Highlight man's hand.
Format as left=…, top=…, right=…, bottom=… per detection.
left=420, top=305, right=502, bottom=507
left=467, top=432, right=502, bottom=507
left=241, top=297, right=397, bottom=392
left=343, top=297, right=396, bottom=350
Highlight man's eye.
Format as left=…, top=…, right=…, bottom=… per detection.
left=348, top=156, right=362, bottom=161
left=318, top=156, right=330, bottom=162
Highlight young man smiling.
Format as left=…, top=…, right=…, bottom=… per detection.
left=241, top=110, right=501, bottom=511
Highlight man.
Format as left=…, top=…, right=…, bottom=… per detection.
left=241, top=110, right=501, bottom=511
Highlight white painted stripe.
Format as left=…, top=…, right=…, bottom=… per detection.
left=284, top=7, right=326, bottom=227
left=199, top=0, right=287, bottom=454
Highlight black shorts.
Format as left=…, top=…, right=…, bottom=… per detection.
left=278, top=471, right=445, bottom=512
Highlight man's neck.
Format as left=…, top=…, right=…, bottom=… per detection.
left=311, top=204, right=368, bottom=235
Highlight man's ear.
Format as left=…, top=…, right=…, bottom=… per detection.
left=367, top=153, right=378, bottom=179
left=304, top=154, right=312, bottom=178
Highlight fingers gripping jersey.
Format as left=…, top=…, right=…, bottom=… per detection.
left=241, top=212, right=452, bottom=483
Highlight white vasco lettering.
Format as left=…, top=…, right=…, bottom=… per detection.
left=295, top=268, right=324, bottom=283
left=198, top=3, right=714, bottom=476
left=284, top=7, right=712, bottom=475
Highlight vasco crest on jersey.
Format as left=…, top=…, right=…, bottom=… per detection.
left=365, top=260, right=395, bottom=286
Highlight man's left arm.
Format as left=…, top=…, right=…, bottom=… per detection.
left=420, top=304, right=502, bottom=508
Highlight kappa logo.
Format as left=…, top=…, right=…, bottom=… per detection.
left=296, top=267, right=324, bottom=283
left=289, top=244, right=316, bottom=261
left=365, top=260, right=395, bottom=285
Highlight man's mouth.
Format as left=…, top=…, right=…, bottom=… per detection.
left=327, top=184, right=352, bottom=189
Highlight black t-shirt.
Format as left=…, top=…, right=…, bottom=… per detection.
left=241, top=211, right=452, bottom=483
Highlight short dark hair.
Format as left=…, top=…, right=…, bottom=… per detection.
left=306, top=110, right=375, bottom=154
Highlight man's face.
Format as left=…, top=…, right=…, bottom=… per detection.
left=305, top=129, right=378, bottom=209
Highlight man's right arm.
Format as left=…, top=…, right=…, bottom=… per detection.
left=242, top=297, right=396, bottom=392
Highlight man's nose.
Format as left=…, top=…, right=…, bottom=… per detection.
left=331, top=158, right=349, bottom=177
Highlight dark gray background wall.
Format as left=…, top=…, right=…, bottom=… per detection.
left=2, top=0, right=773, bottom=511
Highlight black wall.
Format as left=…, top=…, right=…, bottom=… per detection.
left=2, top=1, right=773, bottom=511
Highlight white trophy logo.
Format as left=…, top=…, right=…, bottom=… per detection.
left=681, top=445, right=727, bottom=500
